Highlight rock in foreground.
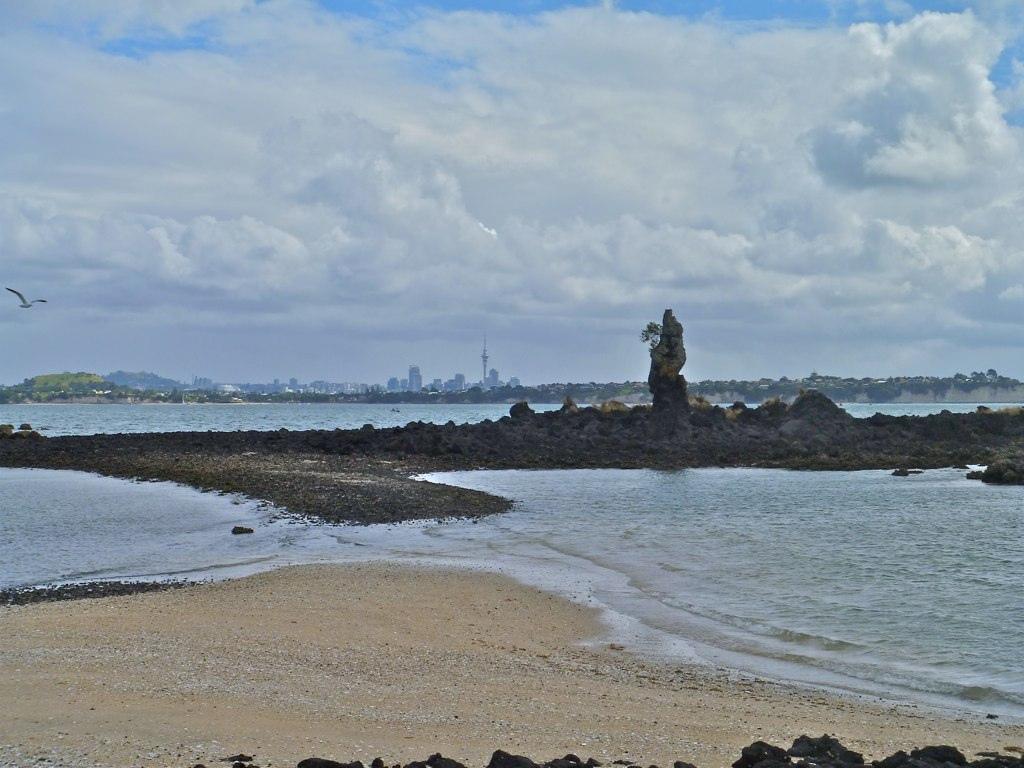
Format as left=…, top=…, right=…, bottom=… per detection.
left=292, top=740, right=1023, bottom=768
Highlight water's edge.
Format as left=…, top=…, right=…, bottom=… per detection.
left=1, top=465, right=1019, bottom=726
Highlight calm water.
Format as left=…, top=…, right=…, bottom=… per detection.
left=2, top=465, right=1021, bottom=720
left=0, top=401, right=1019, bottom=436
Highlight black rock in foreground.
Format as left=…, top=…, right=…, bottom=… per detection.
left=0, top=579, right=186, bottom=605
left=283, top=741, right=1024, bottom=768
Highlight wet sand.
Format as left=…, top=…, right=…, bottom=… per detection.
left=0, top=564, right=1019, bottom=768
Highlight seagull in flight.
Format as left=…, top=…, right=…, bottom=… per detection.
left=6, top=288, right=47, bottom=308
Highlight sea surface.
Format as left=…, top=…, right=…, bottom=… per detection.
left=0, top=400, right=1020, bottom=436
left=2, top=465, right=1021, bottom=721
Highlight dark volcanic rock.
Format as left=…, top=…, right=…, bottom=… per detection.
left=909, top=747, right=967, bottom=766
left=276, top=744, right=1021, bottom=768
left=892, top=468, right=910, bottom=476
left=874, top=751, right=910, bottom=768
left=1, top=579, right=185, bottom=605
left=231, top=525, right=254, bottom=535
left=648, top=308, right=688, bottom=413
left=546, top=756, right=583, bottom=768
left=733, top=741, right=791, bottom=768
left=425, top=755, right=469, bottom=768
left=978, top=453, right=1024, bottom=484
left=788, top=735, right=863, bottom=766
left=488, top=752, right=541, bottom=768
left=786, top=391, right=849, bottom=423
left=403, top=755, right=468, bottom=768
left=510, top=401, right=534, bottom=420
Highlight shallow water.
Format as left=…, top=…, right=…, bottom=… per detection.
left=415, top=468, right=1024, bottom=718
left=2, top=465, right=1021, bottom=720
left=0, top=401, right=1019, bottom=437
left=0, top=402, right=562, bottom=437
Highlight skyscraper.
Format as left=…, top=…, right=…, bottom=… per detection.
left=481, top=336, right=488, bottom=386
left=408, top=365, right=422, bottom=392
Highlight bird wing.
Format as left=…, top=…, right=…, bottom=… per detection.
left=32, top=299, right=47, bottom=304
left=6, top=287, right=27, bottom=303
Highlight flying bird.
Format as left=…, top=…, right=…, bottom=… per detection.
left=6, top=288, right=47, bottom=308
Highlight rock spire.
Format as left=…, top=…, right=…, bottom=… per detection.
left=648, top=308, right=688, bottom=411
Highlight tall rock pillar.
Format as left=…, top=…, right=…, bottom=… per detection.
left=648, top=308, right=689, bottom=412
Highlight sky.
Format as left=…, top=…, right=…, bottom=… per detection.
left=3, top=1, right=1024, bottom=385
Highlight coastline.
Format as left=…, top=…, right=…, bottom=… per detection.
left=1, top=563, right=1018, bottom=768
left=3, top=463, right=1020, bottom=721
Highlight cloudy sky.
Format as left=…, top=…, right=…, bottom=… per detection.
left=3, top=0, right=1024, bottom=385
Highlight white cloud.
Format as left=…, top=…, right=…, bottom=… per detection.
left=999, top=284, right=1024, bottom=300
left=0, top=1, right=256, bottom=38
left=1, top=3, right=1024, bottom=381
left=811, top=11, right=1015, bottom=187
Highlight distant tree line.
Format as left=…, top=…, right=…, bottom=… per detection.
left=2, top=370, right=1022, bottom=405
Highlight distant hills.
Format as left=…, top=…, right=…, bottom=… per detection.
left=105, top=371, right=183, bottom=391
left=0, top=372, right=134, bottom=403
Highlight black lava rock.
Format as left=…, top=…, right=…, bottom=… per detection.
left=788, top=735, right=863, bottom=766
left=488, top=752, right=541, bottom=768
left=231, top=525, right=254, bottom=535
left=909, top=747, right=967, bottom=766
left=404, top=755, right=468, bottom=768
left=873, top=751, right=909, bottom=768
left=510, top=402, right=534, bottom=420
left=733, top=742, right=791, bottom=768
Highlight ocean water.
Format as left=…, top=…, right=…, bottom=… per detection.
left=2, top=465, right=1021, bottom=720
left=0, top=400, right=1019, bottom=437
left=0, top=402, right=563, bottom=437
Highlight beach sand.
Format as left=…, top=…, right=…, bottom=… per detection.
left=1, top=564, right=1019, bottom=768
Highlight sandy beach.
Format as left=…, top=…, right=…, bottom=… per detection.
left=0, top=563, right=1019, bottom=768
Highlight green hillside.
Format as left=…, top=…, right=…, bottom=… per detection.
left=23, top=372, right=108, bottom=392
left=0, top=372, right=132, bottom=403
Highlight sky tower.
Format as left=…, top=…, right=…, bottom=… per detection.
left=481, top=336, right=489, bottom=385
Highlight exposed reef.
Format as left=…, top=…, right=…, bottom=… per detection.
left=194, top=738, right=1024, bottom=768
left=2, top=309, right=1023, bottom=524
left=976, top=452, right=1024, bottom=484
left=0, top=579, right=187, bottom=606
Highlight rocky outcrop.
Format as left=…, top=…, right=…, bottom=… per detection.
left=648, top=309, right=688, bottom=412
left=0, top=423, right=42, bottom=440
left=287, top=740, right=1022, bottom=768
left=509, top=401, right=534, bottom=420
left=978, top=452, right=1024, bottom=484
